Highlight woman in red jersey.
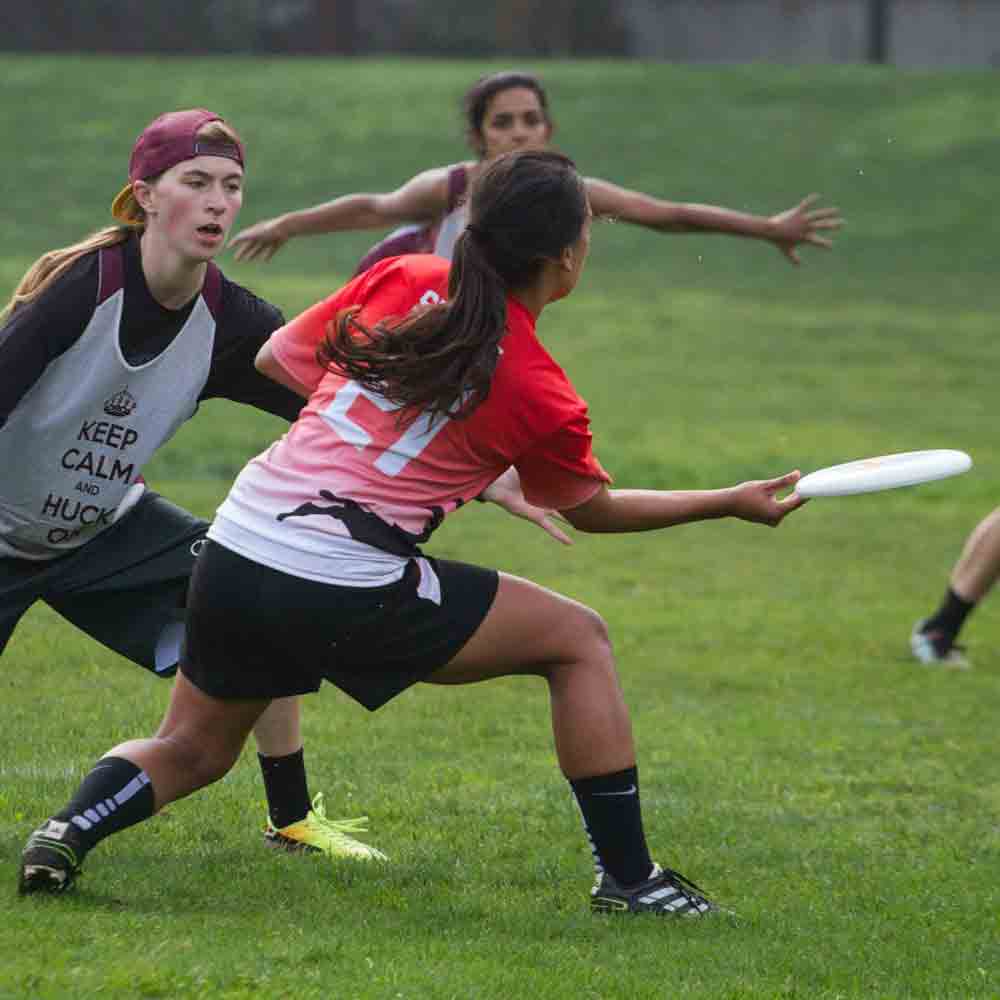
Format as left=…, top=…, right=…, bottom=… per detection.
left=22, top=151, right=806, bottom=916
left=229, top=69, right=841, bottom=272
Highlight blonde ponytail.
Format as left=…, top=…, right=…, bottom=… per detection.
left=1, top=226, right=132, bottom=322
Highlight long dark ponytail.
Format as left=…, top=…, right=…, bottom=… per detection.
left=318, top=150, right=587, bottom=423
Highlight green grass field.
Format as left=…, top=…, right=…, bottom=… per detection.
left=2, top=56, right=1000, bottom=999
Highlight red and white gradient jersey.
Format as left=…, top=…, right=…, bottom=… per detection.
left=210, top=255, right=610, bottom=585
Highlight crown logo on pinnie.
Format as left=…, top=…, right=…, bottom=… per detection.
left=104, top=387, right=137, bottom=418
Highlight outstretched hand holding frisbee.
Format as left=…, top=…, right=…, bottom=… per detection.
left=731, top=470, right=809, bottom=525
left=795, top=449, right=972, bottom=499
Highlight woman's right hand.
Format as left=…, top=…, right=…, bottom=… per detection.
left=228, top=217, right=291, bottom=263
left=727, top=470, right=807, bottom=526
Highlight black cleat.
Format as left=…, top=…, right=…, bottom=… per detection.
left=18, top=820, right=84, bottom=896
left=910, top=619, right=970, bottom=669
left=591, top=863, right=718, bottom=916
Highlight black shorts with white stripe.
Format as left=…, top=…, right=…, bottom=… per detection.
left=180, top=539, right=499, bottom=709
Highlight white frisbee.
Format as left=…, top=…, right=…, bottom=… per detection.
left=796, top=449, right=972, bottom=498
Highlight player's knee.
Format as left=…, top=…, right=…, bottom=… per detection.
left=547, top=607, right=618, bottom=693
left=573, top=604, right=613, bottom=659
left=542, top=604, right=613, bottom=678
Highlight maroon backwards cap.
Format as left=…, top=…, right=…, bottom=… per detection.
left=111, top=109, right=245, bottom=224
left=127, top=108, right=244, bottom=181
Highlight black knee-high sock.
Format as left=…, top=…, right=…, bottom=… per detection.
left=570, top=765, right=653, bottom=887
left=925, top=587, right=975, bottom=641
left=51, top=756, right=155, bottom=856
left=258, top=748, right=311, bottom=829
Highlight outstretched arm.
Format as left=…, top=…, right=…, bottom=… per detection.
left=561, top=470, right=806, bottom=533
left=229, top=167, right=453, bottom=264
left=585, top=177, right=842, bottom=266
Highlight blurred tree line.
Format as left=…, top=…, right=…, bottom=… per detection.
left=0, top=0, right=629, bottom=55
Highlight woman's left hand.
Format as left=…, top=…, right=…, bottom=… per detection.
left=480, top=468, right=573, bottom=545
left=768, top=194, right=843, bottom=266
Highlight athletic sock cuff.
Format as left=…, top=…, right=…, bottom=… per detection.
left=570, top=765, right=638, bottom=797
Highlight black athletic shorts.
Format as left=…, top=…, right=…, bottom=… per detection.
left=0, top=492, right=207, bottom=677
left=180, top=539, right=500, bottom=710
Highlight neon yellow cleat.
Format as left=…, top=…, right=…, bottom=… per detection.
left=264, top=793, right=387, bottom=861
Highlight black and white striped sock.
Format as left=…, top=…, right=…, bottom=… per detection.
left=52, top=756, right=155, bottom=855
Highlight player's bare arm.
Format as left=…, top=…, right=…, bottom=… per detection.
left=229, top=168, right=453, bottom=263
left=584, top=178, right=842, bottom=265
left=255, top=341, right=313, bottom=398
left=560, top=470, right=805, bottom=533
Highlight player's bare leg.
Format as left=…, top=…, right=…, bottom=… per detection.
left=252, top=696, right=303, bottom=756
left=428, top=573, right=634, bottom=779
left=426, top=573, right=716, bottom=916
left=912, top=506, right=1000, bottom=668
left=18, top=675, right=266, bottom=894
left=130, top=673, right=268, bottom=806
left=950, top=506, right=1000, bottom=603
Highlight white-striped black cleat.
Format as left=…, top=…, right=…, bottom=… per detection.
left=591, top=863, right=718, bottom=917
left=18, top=820, right=83, bottom=896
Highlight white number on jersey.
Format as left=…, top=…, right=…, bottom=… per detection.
left=318, top=289, right=461, bottom=477
left=319, top=381, right=453, bottom=478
